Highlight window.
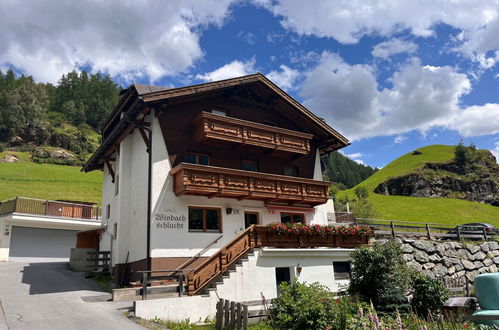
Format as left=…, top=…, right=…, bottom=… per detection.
left=188, top=207, right=222, bottom=232
left=114, top=175, right=119, bottom=196
left=106, top=204, right=111, bottom=219
left=280, top=213, right=304, bottom=224
left=113, top=222, right=118, bottom=239
left=283, top=166, right=298, bottom=177
left=211, top=109, right=227, bottom=116
left=333, top=262, right=351, bottom=280
left=186, top=152, right=210, bottom=165
left=241, top=160, right=258, bottom=172
left=244, top=212, right=259, bottom=229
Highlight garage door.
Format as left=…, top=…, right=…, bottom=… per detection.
left=9, top=227, right=78, bottom=261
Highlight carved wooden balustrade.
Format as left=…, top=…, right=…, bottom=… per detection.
left=185, top=225, right=372, bottom=295
left=193, top=112, right=313, bottom=155
left=171, top=163, right=331, bottom=207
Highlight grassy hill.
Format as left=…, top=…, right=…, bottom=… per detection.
left=0, top=151, right=102, bottom=204
left=338, top=145, right=499, bottom=226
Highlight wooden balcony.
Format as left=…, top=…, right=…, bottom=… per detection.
left=0, top=197, right=101, bottom=220
left=171, top=163, right=331, bottom=207
left=193, top=112, right=313, bottom=155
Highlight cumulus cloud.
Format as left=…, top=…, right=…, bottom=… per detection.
left=394, top=135, right=407, bottom=144
left=0, top=0, right=234, bottom=83
left=491, top=142, right=499, bottom=163
left=195, top=58, right=256, bottom=82
left=449, top=104, right=499, bottom=137
left=266, top=65, right=300, bottom=90
left=257, top=0, right=499, bottom=67
left=340, top=151, right=365, bottom=165
left=300, top=52, right=473, bottom=140
left=372, top=38, right=418, bottom=59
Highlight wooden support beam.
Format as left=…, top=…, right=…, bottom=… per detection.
left=138, top=127, right=150, bottom=152
left=208, top=192, right=220, bottom=199
left=105, top=159, right=115, bottom=183
left=237, top=195, right=250, bottom=201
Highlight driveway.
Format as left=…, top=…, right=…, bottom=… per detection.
left=0, top=261, right=144, bottom=330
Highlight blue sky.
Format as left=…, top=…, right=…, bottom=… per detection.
left=1, top=0, right=499, bottom=168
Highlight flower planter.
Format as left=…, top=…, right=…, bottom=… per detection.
left=335, top=235, right=369, bottom=248
left=303, top=234, right=335, bottom=247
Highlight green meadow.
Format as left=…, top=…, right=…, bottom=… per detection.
left=0, top=151, right=102, bottom=204
left=339, top=145, right=499, bottom=226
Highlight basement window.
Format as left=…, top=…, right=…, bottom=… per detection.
left=188, top=207, right=222, bottom=233
left=333, top=261, right=351, bottom=280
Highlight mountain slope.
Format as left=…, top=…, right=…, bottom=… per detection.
left=339, top=145, right=499, bottom=225
left=0, top=151, right=102, bottom=203
left=323, top=151, right=377, bottom=189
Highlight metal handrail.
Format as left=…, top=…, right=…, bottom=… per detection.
left=176, top=234, right=223, bottom=272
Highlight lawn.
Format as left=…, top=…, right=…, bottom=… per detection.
left=339, top=145, right=499, bottom=226
left=0, top=151, right=102, bottom=204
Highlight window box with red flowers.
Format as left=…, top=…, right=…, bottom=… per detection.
left=265, top=223, right=373, bottom=248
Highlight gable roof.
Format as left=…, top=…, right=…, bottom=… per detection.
left=83, top=73, right=349, bottom=172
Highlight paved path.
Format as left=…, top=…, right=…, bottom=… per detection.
left=0, top=261, right=144, bottom=330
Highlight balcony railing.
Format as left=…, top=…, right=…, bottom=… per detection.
left=193, top=112, right=313, bottom=155
left=0, top=197, right=101, bottom=220
left=171, top=163, right=331, bottom=207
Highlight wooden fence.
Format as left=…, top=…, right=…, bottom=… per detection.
left=216, top=299, right=271, bottom=329
left=0, top=197, right=101, bottom=220
left=357, top=218, right=495, bottom=241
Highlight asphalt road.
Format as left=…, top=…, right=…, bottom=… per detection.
left=0, top=261, right=144, bottom=330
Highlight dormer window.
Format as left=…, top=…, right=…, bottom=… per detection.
left=186, top=152, right=210, bottom=165
left=211, top=109, right=227, bottom=117
left=241, top=159, right=258, bottom=172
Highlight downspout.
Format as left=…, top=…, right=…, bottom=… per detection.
left=135, top=115, right=152, bottom=273
left=140, top=124, right=152, bottom=272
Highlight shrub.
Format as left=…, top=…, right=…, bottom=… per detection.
left=354, top=186, right=369, bottom=200
left=271, top=281, right=336, bottom=330
left=350, top=198, right=375, bottom=219
left=410, top=273, right=448, bottom=319
left=349, top=241, right=412, bottom=314
left=0, top=142, right=5, bottom=152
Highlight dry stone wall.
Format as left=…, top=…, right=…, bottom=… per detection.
left=373, top=238, right=499, bottom=285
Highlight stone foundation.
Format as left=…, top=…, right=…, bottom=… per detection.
left=373, top=239, right=499, bottom=285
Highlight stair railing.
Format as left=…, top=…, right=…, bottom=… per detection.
left=176, top=234, right=223, bottom=272
left=186, top=226, right=256, bottom=296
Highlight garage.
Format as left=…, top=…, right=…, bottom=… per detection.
left=9, top=226, right=79, bottom=261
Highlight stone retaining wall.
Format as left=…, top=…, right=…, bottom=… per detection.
left=374, top=239, right=499, bottom=285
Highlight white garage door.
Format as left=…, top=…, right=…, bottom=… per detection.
left=9, top=226, right=78, bottom=261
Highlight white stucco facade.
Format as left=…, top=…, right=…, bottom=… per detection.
left=101, top=112, right=338, bottom=266
left=135, top=248, right=352, bottom=322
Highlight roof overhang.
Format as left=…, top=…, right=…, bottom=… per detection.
left=83, top=73, right=350, bottom=172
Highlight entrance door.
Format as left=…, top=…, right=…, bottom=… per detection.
left=275, top=267, right=291, bottom=294
left=244, top=212, right=259, bottom=229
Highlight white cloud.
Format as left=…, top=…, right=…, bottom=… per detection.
left=491, top=142, right=499, bottom=163
left=449, top=104, right=499, bottom=137
left=0, top=0, right=235, bottom=83
left=257, top=0, right=499, bottom=67
left=266, top=65, right=300, bottom=91
left=394, top=135, right=407, bottom=144
left=372, top=38, right=417, bottom=59
left=341, top=152, right=365, bottom=165
left=300, top=52, right=472, bottom=140
left=195, top=58, right=256, bottom=82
